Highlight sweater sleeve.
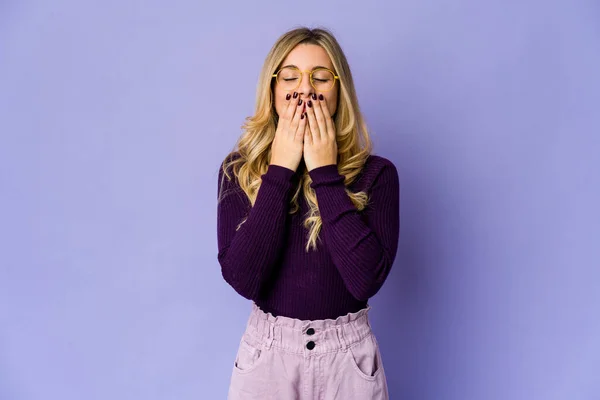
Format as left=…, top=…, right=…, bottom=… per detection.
left=308, top=162, right=400, bottom=301
left=217, top=161, right=296, bottom=300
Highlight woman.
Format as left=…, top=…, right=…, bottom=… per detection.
left=217, top=26, right=399, bottom=399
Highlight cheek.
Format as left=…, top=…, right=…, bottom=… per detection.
left=328, top=101, right=337, bottom=116
left=273, top=87, right=286, bottom=116
left=326, top=93, right=338, bottom=115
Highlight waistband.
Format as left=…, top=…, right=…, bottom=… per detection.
left=243, top=302, right=373, bottom=356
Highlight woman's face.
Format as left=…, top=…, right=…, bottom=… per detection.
left=273, top=43, right=339, bottom=118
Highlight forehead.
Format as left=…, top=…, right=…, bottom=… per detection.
left=281, top=43, right=333, bottom=69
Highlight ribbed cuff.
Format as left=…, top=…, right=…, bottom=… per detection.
left=309, top=164, right=343, bottom=188
left=263, top=164, right=297, bottom=184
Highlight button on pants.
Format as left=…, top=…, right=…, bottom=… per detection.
left=227, top=302, right=389, bottom=400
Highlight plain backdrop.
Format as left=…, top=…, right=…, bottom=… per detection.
left=1, top=1, right=599, bottom=399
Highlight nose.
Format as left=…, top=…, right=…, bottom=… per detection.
left=298, top=71, right=314, bottom=98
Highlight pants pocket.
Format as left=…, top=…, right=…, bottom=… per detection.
left=233, top=333, right=265, bottom=374
left=347, top=333, right=383, bottom=381
left=228, top=333, right=272, bottom=400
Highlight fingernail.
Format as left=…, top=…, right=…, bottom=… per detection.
left=307, top=100, right=312, bottom=108
left=319, top=94, right=324, bottom=100
left=301, top=113, right=305, bottom=119
left=293, top=92, right=298, bottom=98
left=298, top=99, right=303, bottom=106
left=312, top=93, right=317, bottom=100
left=286, top=93, right=291, bottom=100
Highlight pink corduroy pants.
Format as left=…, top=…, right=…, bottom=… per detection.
left=227, top=302, right=389, bottom=400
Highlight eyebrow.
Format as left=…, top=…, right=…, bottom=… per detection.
left=281, top=64, right=331, bottom=70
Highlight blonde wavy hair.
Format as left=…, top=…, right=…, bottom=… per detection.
left=219, top=26, right=373, bottom=252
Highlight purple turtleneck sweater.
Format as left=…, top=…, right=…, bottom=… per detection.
left=217, top=152, right=400, bottom=321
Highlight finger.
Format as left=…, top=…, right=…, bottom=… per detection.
left=297, top=112, right=308, bottom=143
left=305, top=99, right=320, bottom=141
left=312, top=96, right=328, bottom=140
left=288, top=98, right=304, bottom=135
left=303, top=115, right=312, bottom=145
left=283, top=92, right=300, bottom=123
left=318, top=95, right=336, bottom=138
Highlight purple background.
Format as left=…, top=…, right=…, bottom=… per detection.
left=1, top=1, right=599, bottom=399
